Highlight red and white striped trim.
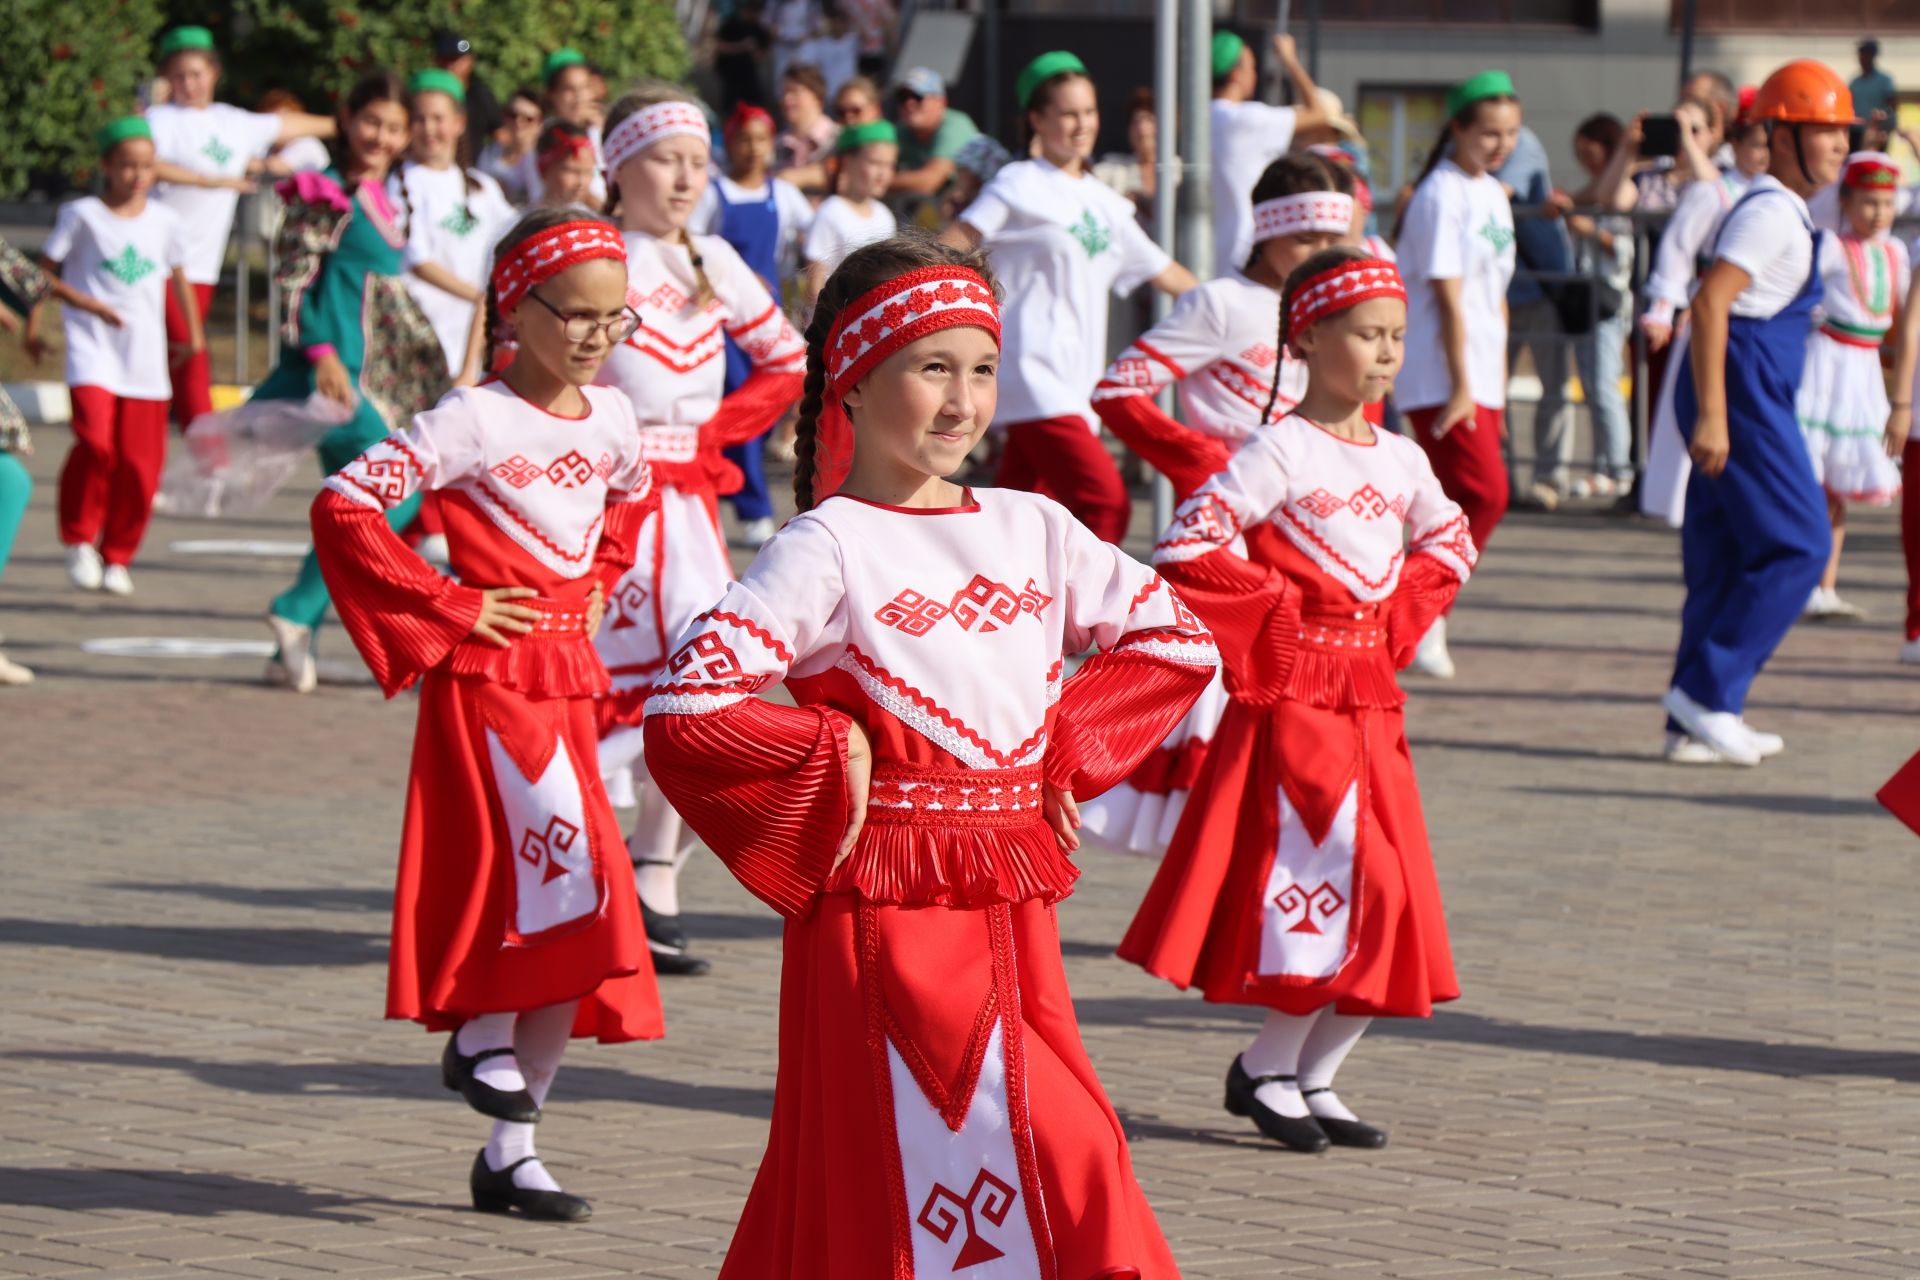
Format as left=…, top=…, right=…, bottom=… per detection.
left=603, top=102, right=711, bottom=173
left=1252, top=192, right=1354, bottom=244
left=1285, top=259, right=1405, bottom=343
left=492, top=221, right=626, bottom=315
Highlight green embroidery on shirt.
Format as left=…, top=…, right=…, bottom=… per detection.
left=1477, top=218, right=1515, bottom=253
left=1069, top=209, right=1111, bottom=258
left=439, top=205, right=479, bottom=236
left=201, top=136, right=233, bottom=167
left=102, top=244, right=157, bottom=286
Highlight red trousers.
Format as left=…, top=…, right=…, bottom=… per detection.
left=1904, top=437, right=1920, bottom=640
left=1405, top=403, right=1510, bottom=553
left=995, top=414, right=1131, bottom=543
left=165, top=281, right=216, bottom=427
left=60, top=386, right=169, bottom=565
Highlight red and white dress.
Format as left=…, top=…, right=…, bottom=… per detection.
left=1797, top=230, right=1907, bottom=505
left=1119, top=416, right=1473, bottom=1017
left=642, top=488, right=1217, bottom=1279
left=592, top=230, right=804, bottom=793
left=1082, top=271, right=1300, bottom=856
left=310, top=380, right=664, bottom=1043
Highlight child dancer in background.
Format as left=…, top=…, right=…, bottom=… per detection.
left=515, top=49, right=607, bottom=207
left=1079, top=153, right=1351, bottom=856
left=252, top=71, right=449, bottom=692
left=29, top=118, right=201, bottom=598
left=643, top=233, right=1216, bottom=1278
left=1796, top=151, right=1906, bottom=621
left=1121, top=247, right=1472, bottom=1153
left=533, top=122, right=600, bottom=211
left=803, top=121, right=899, bottom=302
left=311, top=210, right=660, bottom=1222
left=1392, top=71, right=1520, bottom=679
left=393, top=69, right=517, bottom=383
left=1, top=238, right=122, bottom=681
left=593, top=85, right=805, bottom=975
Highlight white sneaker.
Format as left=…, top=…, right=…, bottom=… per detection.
left=1901, top=637, right=1920, bottom=665
left=1663, top=731, right=1723, bottom=764
left=1661, top=686, right=1761, bottom=766
left=737, top=516, right=778, bottom=548
left=1804, top=587, right=1865, bottom=620
left=416, top=533, right=451, bottom=566
left=99, top=564, right=133, bottom=597
left=0, top=652, right=33, bottom=686
left=264, top=612, right=318, bottom=694
left=1740, top=721, right=1785, bottom=758
left=1407, top=616, right=1456, bottom=679
left=65, top=544, right=103, bottom=591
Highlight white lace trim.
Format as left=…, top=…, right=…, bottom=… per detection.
left=323, top=474, right=385, bottom=509
left=1112, top=635, right=1221, bottom=668
left=1275, top=517, right=1402, bottom=603
left=837, top=652, right=1048, bottom=770
left=643, top=688, right=747, bottom=717
left=467, top=484, right=599, bottom=580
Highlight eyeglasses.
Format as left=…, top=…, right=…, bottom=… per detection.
left=896, top=92, right=926, bottom=105
left=526, top=290, right=642, bottom=344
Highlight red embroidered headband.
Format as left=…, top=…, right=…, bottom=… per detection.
left=811, top=266, right=1001, bottom=503
left=724, top=103, right=775, bottom=142
left=1285, top=258, right=1406, bottom=343
left=1843, top=150, right=1900, bottom=190
left=537, top=130, right=594, bottom=174
left=603, top=101, right=711, bottom=173
left=492, top=221, right=628, bottom=315
left=1252, top=192, right=1355, bottom=244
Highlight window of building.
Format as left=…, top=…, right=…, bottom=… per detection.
left=1673, top=0, right=1920, bottom=30
left=1227, top=0, right=1597, bottom=24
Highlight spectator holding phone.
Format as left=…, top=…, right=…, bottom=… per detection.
left=1566, top=114, right=1636, bottom=499
left=1851, top=40, right=1898, bottom=134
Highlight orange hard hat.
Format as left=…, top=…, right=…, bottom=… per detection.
left=1750, top=60, right=1859, bottom=125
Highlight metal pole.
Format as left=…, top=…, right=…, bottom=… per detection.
left=1268, top=0, right=1293, bottom=105
left=1177, top=0, right=1213, bottom=276
left=1150, top=0, right=1181, bottom=533
left=1307, top=0, right=1321, bottom=79
left=234, top=195, right=250, bottom=385
left=982, top=0, right=1001, bottom=145
left=1678, top=0, right=1697, bottom=89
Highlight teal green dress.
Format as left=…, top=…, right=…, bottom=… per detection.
left=262, top=168, right=448, bottom=630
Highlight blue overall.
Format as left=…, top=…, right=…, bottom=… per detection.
left=1669, top=188, right=1831, bottom=718
left=715, top=179, right=783, bottom=524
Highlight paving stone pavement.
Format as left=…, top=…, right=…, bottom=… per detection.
left=6, top=432, right=1920, bottom=1279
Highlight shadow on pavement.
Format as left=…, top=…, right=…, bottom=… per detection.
left=0, top=917, right=388, bottom=965
left=105, top=882, right=392, bottom=913
left=1517, top=784, right=1885, bottom=819
left=0, top=1166, right=402, bottom=1221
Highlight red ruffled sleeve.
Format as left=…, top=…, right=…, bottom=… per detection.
left=1385, top=555, right=1464, bottom=671
left=1046, top=642, right=1217, bottom=798
left=1155, top=549, right=1302, bottom=707
left=310, top=489, right=484, bottom=697
left=1094, top=392, right=1232, bottom=503
left=702, top=368, right=805, bottom=450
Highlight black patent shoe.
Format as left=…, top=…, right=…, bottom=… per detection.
left=441, top=1036, right=540, bottom=1123
left=1224, top=1056, right=1330, bottom=1153
left=1304, top=1088, right=1389, bottom=1148
left=469, top=1149, right=591, bottom=1222
left=639, top=896, right=712, bottom=977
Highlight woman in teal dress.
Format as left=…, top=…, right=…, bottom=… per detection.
left=260, top=70, right=448, bottom=692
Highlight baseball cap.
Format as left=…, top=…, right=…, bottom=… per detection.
left=894, top=67, right=945, bottom=98
left=433, top=31, right=473, bottom=61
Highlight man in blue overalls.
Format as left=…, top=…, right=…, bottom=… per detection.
left=1665, top=60, right=1856, bottom=765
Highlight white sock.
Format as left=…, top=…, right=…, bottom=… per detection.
left=1300, top=1011, right=1372, bottom=1123
left=1241, top=1010, right=1317, bottom=1119
left=483, top=1000, right=579, bottom=1193
left=456, top=1013, right=524, bottom=1093
left=629, top=781, right=687, bottom=916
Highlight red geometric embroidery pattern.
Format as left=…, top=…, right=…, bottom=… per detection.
left=830, top=279, right=997, bottom=379
left=518, top=817, right=581, bottom=885
left=844, top=646, right=1049, bottom=767
left=916, top=1168, right=1018, bottom=1270
left=490, top=455, right=543, bottom=489
left=1208, top=361, right=1287, bottom=419
left=666, top=631, right=743, bottom=684
left=1239, top=341, right=1279, bottom=368
left=635, top=282, right=689, bottom=313
left=873, top=576, right=1053, bottom=638
left=546, top=450, right=595, bottom=488
left=1295, top=485, right=1402, bottom=520
left=1274, top=880, right=1347, bottom=934
left=608, top=579, right=650, bottom=632
left=874, top=590, right=950, bottom=636
left=1155, top=493, right=1240, bottom=553
left=357, top=457, right=409, bottom=503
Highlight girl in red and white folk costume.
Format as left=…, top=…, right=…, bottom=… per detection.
left=591, top=87, right=805, bottom=975
left=1081, top=155, right=1350, bottom=857
left=1120, top=249, right=1474, bottom=1154
left=643, top=236, right=1218, bottom=1277
left=1796, top=151, right=1907, bottom=620
left=310, top=212, right=662, bottom=1222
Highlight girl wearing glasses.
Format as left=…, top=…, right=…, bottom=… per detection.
left=591, top=85, right=806, bottom=977
left=310, top=209, right=662, bottom=1223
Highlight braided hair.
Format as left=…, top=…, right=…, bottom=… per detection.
left=602, top=83, right=716, bottom=307
left=1261, top=244, right=1374, bottom=422
left=483, top=206, right=622, bottom=373
left=1248, top=153, right=1341, bottom=422
left=792, top=230, right=1001, bottom=512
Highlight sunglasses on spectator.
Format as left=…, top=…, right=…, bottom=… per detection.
left=895, top=91, right=926, bottom=105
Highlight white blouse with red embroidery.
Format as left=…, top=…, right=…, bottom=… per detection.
left=594, top=230, right=804, bottom=476
left=1154, top=414, right=1475, bottom=603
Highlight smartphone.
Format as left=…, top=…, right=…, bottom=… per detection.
left=1641, top=115, right=1681, bottom=159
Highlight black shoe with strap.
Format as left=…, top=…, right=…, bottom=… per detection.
left=1223, top=1056, right=1330, bottom=1153
left=469, top=1149, right=591, bottom=1222
left=441, top=1036, right=540, bottom=1124
left=637, top=882, right=712, bottom=977
left=1303, top=1087, right=1389, bottom=1148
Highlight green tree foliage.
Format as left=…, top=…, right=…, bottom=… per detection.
left=0, top=0, right=168, bottom=196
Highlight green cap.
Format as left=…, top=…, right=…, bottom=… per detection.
left=542, top=47, right=586, bottom=84
left=1016, top=50, right=1088, bottom=109
left=1447, top=69, right=1517, bottom=118
left=834, top=119, right=898, bottom=152
left=408, top=68, right=466, bottom=105
left=96, top=115, right=153, bottom=153
left=1211, top=31, right=1248, bottom=80
left=157, top=25, right=215, bottom=59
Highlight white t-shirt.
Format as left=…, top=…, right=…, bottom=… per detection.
left=691, top=174, right=815, bottom=280
left=274, top=136, right=332, bottom=174
left=1395, top=159, right=1516, bottom=412
left=1209, top=98, right=1297, bottom=277
left=802, top=194, right=896, bottom=273
left=44, top=196, right=188, bottom=400
left=960, top=156, right=1172, bottom=427
left=147, top=102, right=285, bottom=285
left=391, top=163, right=519, bottom=373
left=1713, top=176, right=1815, bottom=319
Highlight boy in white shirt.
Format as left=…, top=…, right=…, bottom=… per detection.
left=28, top=118, right=202, bottom=597
left=1663, top=60, right=1855, bottom=766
